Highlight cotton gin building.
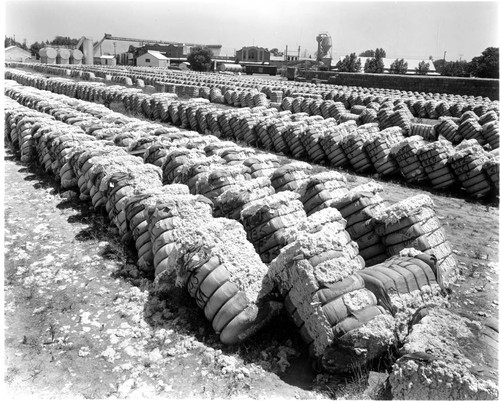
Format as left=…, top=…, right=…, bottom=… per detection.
left=136, top=50, right=170, bottom=68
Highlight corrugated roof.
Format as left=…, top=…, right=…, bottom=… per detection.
left=147, top=50, right=168, bottom=60
left=5, top=45, right=31, bottom=54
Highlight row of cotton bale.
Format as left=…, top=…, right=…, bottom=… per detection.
left=5, top=70, right=499, bottom=200
left=6, top=82, right=497, bottom=400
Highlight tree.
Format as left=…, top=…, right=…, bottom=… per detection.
left=270, top=48, right=283, bottom=57
left=49, top=36, right=78, bottom=47
left=4, top=35, right=26, bottom=49
left=415, top=60, right=430, bottom=75
left=29, top=41, right=46, bottom=58
left=187, top=46, right=213, bottom=72
left=439, top=60, right=470, bottom=77
left=359, top=49, right=375, bottom=57
left=360, top=48, right=386, bottom=58
left=468, top=47, right=499, bottom=78
left=364, top=48, right=385, bottom=73
left=336, top=53, right=362, bottom=72
left=389, top=58, right=408, bottom=74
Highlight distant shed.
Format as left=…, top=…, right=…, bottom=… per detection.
left=136, top=50, right=170, bottom=68
left=5, top=46, right=32, bottom=62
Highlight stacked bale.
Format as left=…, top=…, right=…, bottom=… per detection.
left=298, top=171, right=349, bottom=216
left=483, top=155, right=499, bottom=194
left=195, top=164, right=252, bottom=201
left=162, top=148, right=206, bottom=184
left=417, top=140, right=458, bottom=189
left=319, top=121, right=358, bottom=168
left=282, top=120, right=308, bottom=159
left=213, top=177, right=276, bottom=220
left=390, top=307, right=498, bottom=400
left=365, top=127, right=405, bottom=176
left=173, top=155, right=227, bottom=194
left=371, top=194, right=457, bottom=287
left=123, top=185, right=191, bottom=270
left=482, top=121, right=499, bottom=149
left=243, top=154, right=280, bottom=178
left=435, top=118, right=462, bottom=144
left=458, top=118, right=486, bottom=146
left=341, top=123, right=379, bottom=173
left=329, top=182, right=389, bottom=266
left=301, top=124, right=328, bottom=164
left=154, top=213, right=282, bottom=345
left=268, top=208, right=395, bottom=373
left=147, top=195, right=215, bottom=277
left=270, top=161, right=313, bottom=192
left=391, top=136, right=428, bottom=183
left=449, top=139, right=494, bottom=198
left=408, top=123, right=437, bottom=141
left=98, top=164, right=164, bottom=241
left=240, top=191, right=307, bottom=263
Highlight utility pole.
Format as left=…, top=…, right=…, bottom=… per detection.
left=443, top=50, right=447, bottom=61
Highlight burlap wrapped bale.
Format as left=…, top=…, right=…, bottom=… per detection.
left=408, top=122, right=437, bottom=141
left=213, top=177, right=275, bottom=219
left=270, top=161, right=313, bottom=192
left=162, top=148, right=206, bottom=184
left=172, top=155, right=226, bottom=193
left=482, top=121, right=499, bottom=150
left=417, top=140, right=458, bottom=189
left=299, top=171, right=349, bottom=216
left=371, top=194, right=457, bottom=287
left=458, top=118, right=486, bottom=146
left=240, top=191, right=307, bottom=263
left=99, top=164, right=164, bottom=241
left=195, top=164, right=252, bottom=201
left=329, top=181, right=388, bottom=266
left=365, top=127, right=405, bottom=176
left=435, top=118, right=462, bottom=144
left=155, top=217, right=282, bottom=345
left=242, top=154, right=280, bottom=178
left=391, top=136, right=428, bottom=183
left=449, top=139, right=494, bottom=198
left=268, top=210, right=394, bottom=372
left=483, top=155, right=499, bottom=194
left=318, top=120, right=358, bottom=167
left=390, top=307, right=498, bottom=400
left=147, top=196, right=214, bottom=277
left=341, top=124, right=379, bottom=173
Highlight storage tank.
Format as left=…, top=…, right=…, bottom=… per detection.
left=81, top=37, right=94, bottom=65
left=56, top=48, right=70, bottom=64
left=179, top=62, right=191, bottom=70
left=39, top=47, right=57, bottom=64
left=70, top=49, right=83, bottom=65
left=321, top=35, right=332, bottom=54
left=218, top=63, right=244, bottom=73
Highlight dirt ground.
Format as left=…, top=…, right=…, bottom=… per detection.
left=3, top=73, right=499, bottom=399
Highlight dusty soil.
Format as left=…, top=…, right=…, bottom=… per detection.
left=3, top=72, right=499, bottom=399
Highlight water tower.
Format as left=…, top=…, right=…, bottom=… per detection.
left=316, top=32, right=332, bottom=62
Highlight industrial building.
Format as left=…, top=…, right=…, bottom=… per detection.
left=136, top=50, right=170, bottom=68
left=5, top=46, right=33, bottom=62
left=235, top=46, right=270, bottom=64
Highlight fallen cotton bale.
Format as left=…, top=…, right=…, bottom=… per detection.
left=156, top=217, right=282, bottom=345
left=391, top=136, right=428, bottom=183
left=390, top=307, right=498, bottom=400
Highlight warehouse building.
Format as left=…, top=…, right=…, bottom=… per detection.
left=136, top=50, right=170, bottom=68
left=5, top=46, right=32, bottom=62
left=235, top=46, right=271, bottom=64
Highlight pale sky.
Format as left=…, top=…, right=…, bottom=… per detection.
left=4, top=0, right=499, bottom=61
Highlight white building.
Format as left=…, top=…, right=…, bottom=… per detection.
left=136, top=50, right=170, bottom=68
left=5, top=46, right=32, bottom=62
